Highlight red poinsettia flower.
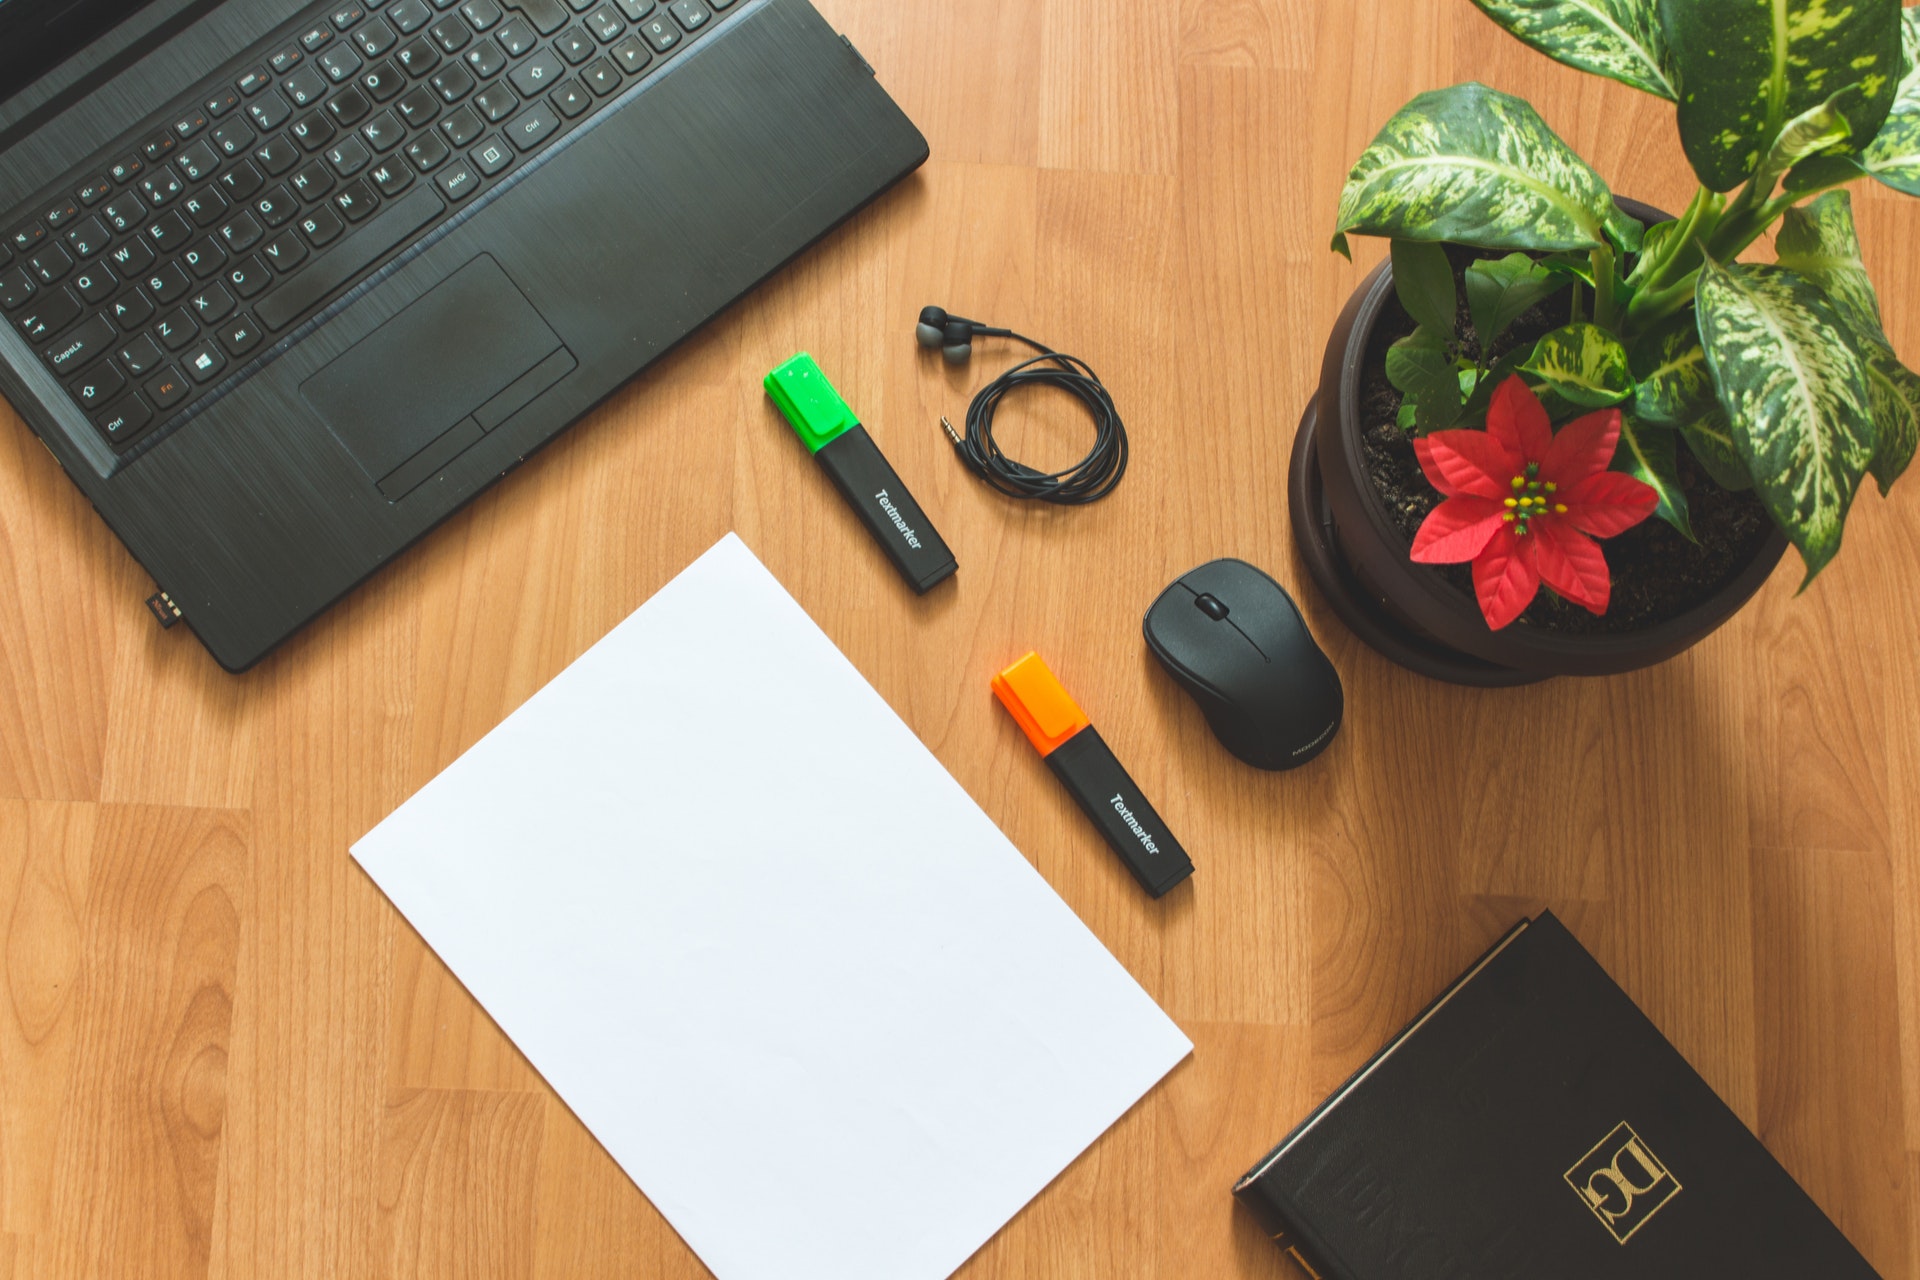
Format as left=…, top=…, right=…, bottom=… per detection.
left=1411, top=377, right=1658, bottom=630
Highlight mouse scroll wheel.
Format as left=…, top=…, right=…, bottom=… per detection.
left=1195, top=593, right=1230, bottom=621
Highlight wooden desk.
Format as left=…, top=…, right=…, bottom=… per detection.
left=2, top=1, right=1916, bottom=1275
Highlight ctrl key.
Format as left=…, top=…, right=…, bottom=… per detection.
left=93, top=393, right=154, bottom=448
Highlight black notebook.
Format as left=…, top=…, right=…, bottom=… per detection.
left=1233, top=913, right=1879, bottom=1279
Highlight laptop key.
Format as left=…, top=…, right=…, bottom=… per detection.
left=333, top=180, right=380, bottom=222
left=103, top=198, right=149, bottom=237
left=154, top=308, right=197, bottom=350
left=556, top=26, right=594, bottom=62
left=44, top=313, right=116, bottom=376
left=406, top=132, right=450, bottom=171
left=29, top=243, right=74, bottom=285
left=432, top=64, right=476, bottom=102
left=357, top=18, right=398, bottom=56
left=397, top=86, right=441, bottom=125
left=369, top=157, right=414, bottom=195
left=187, top=281, right=236, bottom=322
left=512, top=0, right=569, bottom=35
left=220, top=160, right=267, bottom=199
left=182, top=340, right=228, bottom=383
left=328, top=86, right=373, bottom=124
left=435, top=159, right=479, bottom=199
left=119, top=333, right=164, bottom=376
left=611, top=0, right=653, bottom=19
left=145, top=210, right=193, bottom=252
left=505, top=102, right=558, bottom=150
left=109, top=289, right=154, bottom=331
left=206, top=88, right=243, bottom=118
left=667, top=0, right=705, bottom=29
left=637, top=14, right=677, bottom=50
left=550, top=79, right=590, bottom=117
left=494, top=17, right=537, bottom=55
left=254, top=185, right=299, bottom=227
left=291, top=111, right=337, bottom=150
left=211, top=121, right=256, bottom=158
left=474, top=85, right=518, bottom=120
left=253, top=135, right=301, bottom=175
left=0, top=268, right=34, bottom=310
left=94, top=393, right=153, bottom=447
left=18, top=288, right=81, bottom=342
left=387, top=0, right=432, bottom=33
left=172, top=108, right=212, bottom=140
left=182, top=238, right=227, bottom=280
left=608, top=35, right=649, bottom=72
left=299, top=204, right=345, bottom=246
left=76, top=176, right=115, bottom=206
left=470, top=136, right=512, bottom=175
left=257, top=185, right=443, bottom=330
left=237, top=66, right=273, bottom=96
left=509, top=48, right=563, bottom=96
left=395, top=35, right=440, bottom=74
left=147, top=366, right=191, bottom=408
left=248, top=89, right=294, bottom=132
left=218, top=212, right=265, bottom=252
left=108, top=155, right=145, bottom=185
left=299, top=22, right=335, bottom=52
left=362, top=109, right=406, bottom=150
left=260, top=230, right=309, bottom=273
left=176, top=139, right=221, bottom=182
left=220, top=313, right=264, bottom=357
left=431, top=16, right=471, bottom=51
left=284, top=65, right=329, bottom=108
left=461, top=0, right=502, bottom=28
left=140, top=171, right=184, bottom=206
left=320, top=46, right=365, bottom=83
left=143, top=262, right=193, bottom=305
left=225, top=255, right=274, bottom=297
left=72, top=265, right=118, bottom=303
left=465, top=39, right=507, bottom=77
left=65, top=216, right=112, bottom=259
left=360, top=58, right=407, bottom=102
left=585, top=5, right=622, bottom=40
left=74, top=361, right=125, bottom=409
left=439, top=106, right=483, bottom=145
left=183, top=187, right=230, bottom=228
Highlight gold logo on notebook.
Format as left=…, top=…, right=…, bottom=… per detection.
left=1565, top=1122, right=1681, bottom=1244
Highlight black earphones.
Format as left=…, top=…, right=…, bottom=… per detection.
left=915, top=305, right=1012, bottom=366
left=913, top=305, right=1130, bottom=505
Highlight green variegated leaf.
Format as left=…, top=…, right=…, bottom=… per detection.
left=1680, top=408, right=1755, bottom=489
left=1775, top=190, right=1919, bottom=491
left=1619, top=412, right=1694, bottom=537
left=1660, top=0, right=1905, bottom=191
left=1695, top=258, right=1877, bottom=582
left=1753, top=91, right=1859, bottom=192
left=1386, top=326, right=1465, bottom=431
left=1630, top=311, right=1714, bottom=427
left=1332, top=83, right=1624, bottom=253
left=1392, top=239, right=1458, bottom=336
left=1842, top=10, right=1920, bottom=196
left=1465, top=253, right=1565, bottom=346
left=1469, top=0, right=1675, bottom=98
left=1604, top=204, right=1645, bottom=254
left=1521, top=322, right=1634, bottom=406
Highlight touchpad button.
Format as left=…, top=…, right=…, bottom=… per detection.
left=302, top=254, right=566, bottom=484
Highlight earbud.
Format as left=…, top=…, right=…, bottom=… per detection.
left=916, top=305, right=979, bottom=365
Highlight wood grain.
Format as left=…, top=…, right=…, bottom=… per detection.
left=3, top=1, right=1919, bottom=1275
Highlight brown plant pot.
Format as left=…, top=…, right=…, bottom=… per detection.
left=1289, top=199, right=1789, bottom=685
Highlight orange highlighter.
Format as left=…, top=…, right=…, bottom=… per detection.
left=992, top=651, right=1194, bottom=898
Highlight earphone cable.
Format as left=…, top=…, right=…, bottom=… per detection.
left=939, top=330, right=1129, bottom=505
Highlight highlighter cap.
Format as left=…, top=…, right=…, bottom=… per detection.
left=992, top=651, right=1091, bottom=756
left=764, top=353, right=859, bottom=454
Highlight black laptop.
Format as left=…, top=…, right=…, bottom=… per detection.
left=0, top=0, right=926, bottom=670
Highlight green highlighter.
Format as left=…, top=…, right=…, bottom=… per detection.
left=764, top=353, right=957, bottom=594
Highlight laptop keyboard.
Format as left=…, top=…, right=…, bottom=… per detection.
left=1, top=0, right=739, bottom=454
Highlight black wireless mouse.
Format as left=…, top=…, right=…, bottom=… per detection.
left=1143, top=558, right=1343, bottom=771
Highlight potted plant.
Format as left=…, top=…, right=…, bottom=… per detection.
left=1289, top=0, right=1919, bottom=684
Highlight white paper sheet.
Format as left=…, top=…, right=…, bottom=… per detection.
left=351, top=532, right=1192, bottom=1280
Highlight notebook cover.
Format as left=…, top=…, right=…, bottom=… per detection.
left=1233, top=913, right=1879, bottom=1279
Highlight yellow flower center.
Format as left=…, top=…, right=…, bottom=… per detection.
left=1504, top=473, right=1556, bottom=533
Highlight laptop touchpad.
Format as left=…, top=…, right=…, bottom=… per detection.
left=303, top=255, right=573, bottom=494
